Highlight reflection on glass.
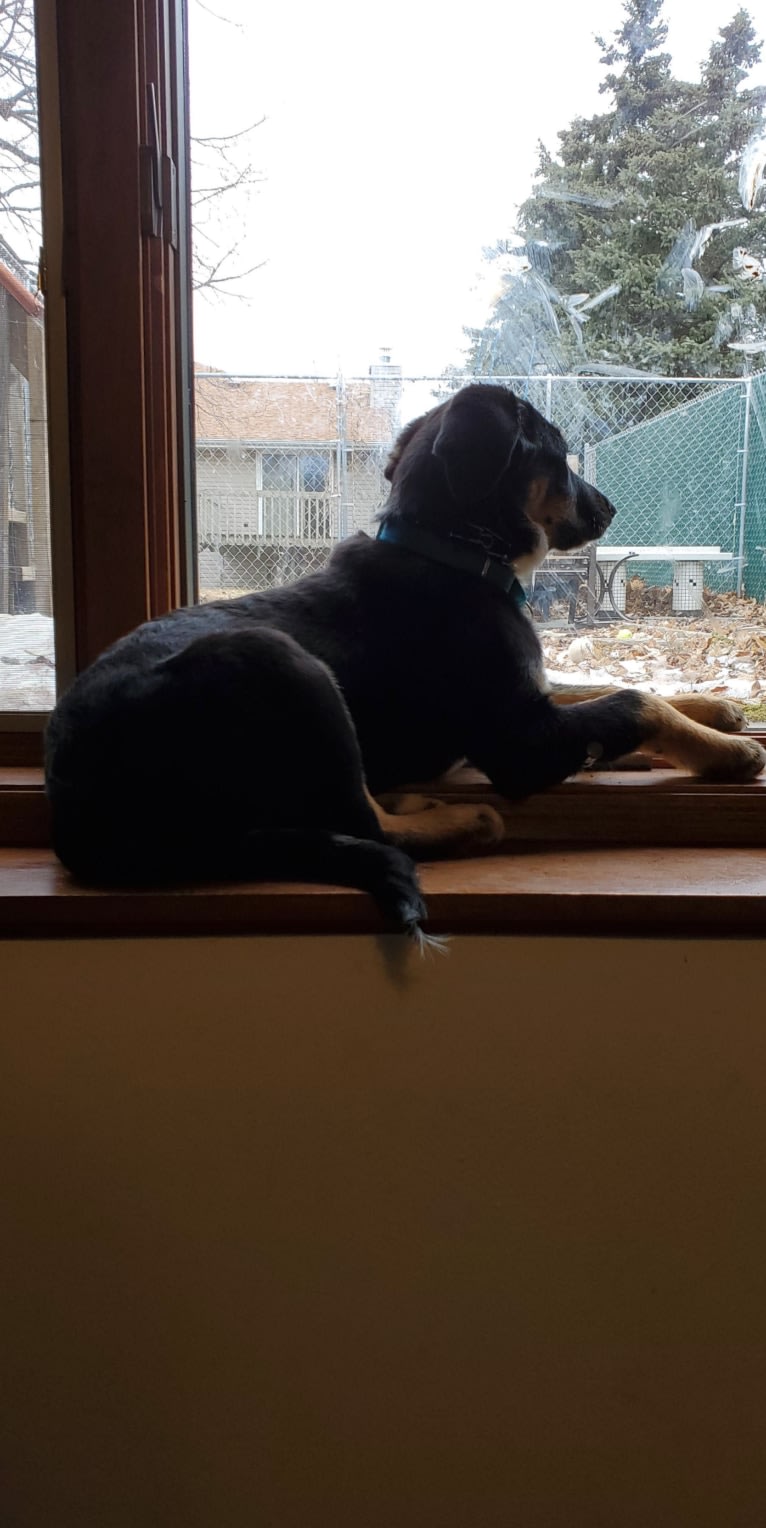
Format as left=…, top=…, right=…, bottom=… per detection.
left=0, top=0, right=53, bottom=711
left=189, top=0, right=766, bottom=709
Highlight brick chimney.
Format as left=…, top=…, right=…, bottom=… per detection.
left=368, top=347, right=402, bottom=427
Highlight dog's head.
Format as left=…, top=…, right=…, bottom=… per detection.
left=382, top=383, right=615, bottom=570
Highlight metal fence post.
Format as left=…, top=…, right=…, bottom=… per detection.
left=736, top=376, right=752, bottom=598
left=336, top=371, right=348, bottom=541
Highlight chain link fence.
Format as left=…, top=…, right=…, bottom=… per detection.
left=195, top=371, right=396, bottom=597
left=743, top=374, right=766, bottom=604
left=0, top=264, right=51, bottom=620
left=0, top=254, right=54, bottom=713
left=195, top=370, right=766, bottom=615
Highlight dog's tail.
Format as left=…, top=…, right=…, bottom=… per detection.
left=233, top=828, right=440, bottom=948
left=51, top=813, right=439, bottom=948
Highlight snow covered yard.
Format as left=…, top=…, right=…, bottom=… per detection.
left=0, top=614, right=56, bottom=710
left=1, top=596, right=765, bottom=721
left=540, top=591, right=766, bottom=721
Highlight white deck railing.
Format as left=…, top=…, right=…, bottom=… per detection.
left=197, top=491, right=336, bottom=546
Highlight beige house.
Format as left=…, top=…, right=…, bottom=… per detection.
left=194, top=354, right=402, bottom=592
left=0, top=249, right=51, bottom=617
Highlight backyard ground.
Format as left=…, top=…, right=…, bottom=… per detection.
left=539, top=585, right=766, bottom=721
left=1, top=586, right=765, bottom=719
left=0, top=613, right=56, bottom=711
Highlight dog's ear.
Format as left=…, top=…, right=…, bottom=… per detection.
left=384, top=413, right=427, bottom=482
left=432, top=388, right=521, bottom=501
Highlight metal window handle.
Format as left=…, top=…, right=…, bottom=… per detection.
left=139, top=83, right=176, bottom=246
left=140, top=83, right=163, bottom=238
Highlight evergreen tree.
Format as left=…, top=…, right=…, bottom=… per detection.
left=464, top=2, right=766, bottom=379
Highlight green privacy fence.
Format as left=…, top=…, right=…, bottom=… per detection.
left=441, top=372, right=766, bottom=603
left=584, top=375, right=766, bottom=602
left=743, top=375, right=766, bottom=603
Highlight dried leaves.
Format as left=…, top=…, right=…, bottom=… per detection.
left=542, top=590, right=766, bottom=705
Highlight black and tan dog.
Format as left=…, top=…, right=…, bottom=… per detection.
left=45, top=383, right=765, bottom=943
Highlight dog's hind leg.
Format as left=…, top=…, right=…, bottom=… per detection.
left=367, top=789, right=505, bottom=857
left=50, top=625, right=439, bottom=945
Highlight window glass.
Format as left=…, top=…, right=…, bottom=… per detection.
left=0, top=0, right=54, bottom=711
left=189, top=1, right=766, bottom=714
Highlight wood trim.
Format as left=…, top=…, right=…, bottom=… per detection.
left=0, top=733, right=45, bottom=769
left=55, top=0, right=192, bottom=671
left=422, top=766, right=766, bottom=845
left=1, top=0, right=193, bottom=750
left=137, top=0, right=194, bottom=616
left=3, top=757, right=766, bottom=852
left=56, top=0, right=148, bottom=665
left=0, top=784, right=49, bottom=845
left=4, top=749, right=766, bottom=934
left=1, top=844, right=766, bottom=939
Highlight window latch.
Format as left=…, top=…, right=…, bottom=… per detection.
left=140, top=83, right=163, bottom=238
left=140, top=82, right=177, bottom=248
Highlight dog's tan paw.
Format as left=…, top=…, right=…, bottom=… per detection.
left=470, top=803, right=506, bottom=844
left=696, top=735, right=766, bottom=783
left=710, top=700, right=747, bottom=734
left=378, top=792, right=442, bottom=815
left=435, top=802, right=506, bottom=850
left=672, top=695, right=747, bottom=733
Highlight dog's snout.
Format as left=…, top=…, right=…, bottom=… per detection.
left=580, top=483, right=616, bottom=539
left=594, top=489, right=616, bottom=528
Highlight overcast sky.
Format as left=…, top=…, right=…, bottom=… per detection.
left=189, top=0, right=766, bottom=378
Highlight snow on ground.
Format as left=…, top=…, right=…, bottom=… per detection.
left=1, top=597, right=765, bottom=718
left=0, top=614, right=56, bottom=710
left=539, top=599, right=766, bottom=715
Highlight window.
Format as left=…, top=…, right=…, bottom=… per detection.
left=187, top=0, right=766, bottom=722
left=1, top=0, right=765, bottom=880
left=0, top=2, right=53, bottom=716
left=0, top=0, right=193, bottom=766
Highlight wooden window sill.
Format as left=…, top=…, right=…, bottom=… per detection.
left=3, top=762, right=766, bottom=850
left=1, top=844, right=766, bottom=939
left=2, top=763, right=765, bottom=937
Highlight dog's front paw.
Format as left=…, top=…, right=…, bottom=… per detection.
left=696, top=734, right=766, bottom=782
left=671, top=695, right=747, bottom=733
left=709, top=699, right=747, bottom=733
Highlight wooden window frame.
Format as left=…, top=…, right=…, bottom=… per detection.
left=0, top=0, right=765, bottom=933
left=0, top=0, right=194, bottom=763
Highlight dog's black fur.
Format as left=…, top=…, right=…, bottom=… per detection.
left=45, top=383, right=764, bottom=940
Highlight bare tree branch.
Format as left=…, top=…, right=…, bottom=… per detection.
left=193, top=115, right=265, bottom=146
left=189, top=40, right=266, bottom=297
left=0, top=0, right=40, bottom=263
left=0, top=0, right=266, bottom=296
left=192, top=0, right=241, bottom=26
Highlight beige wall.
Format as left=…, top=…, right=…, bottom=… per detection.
left=1, top=934, right=765, bottom=1526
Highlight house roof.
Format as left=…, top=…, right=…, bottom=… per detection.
left=0, top=261, right=43, bottom=319
left=194, top=368, right=399, bottom=446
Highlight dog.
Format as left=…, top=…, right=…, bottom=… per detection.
left=45, top=383, right=765, bottom=944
